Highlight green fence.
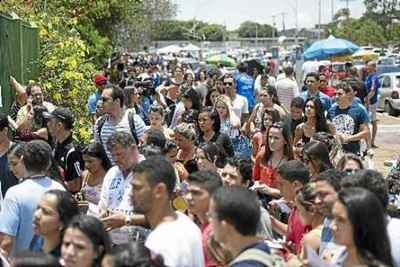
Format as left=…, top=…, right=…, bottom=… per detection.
left=0, top=12, right=39, bottom=113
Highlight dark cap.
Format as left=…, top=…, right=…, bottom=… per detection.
left=43, top=107, right=74, bottom=129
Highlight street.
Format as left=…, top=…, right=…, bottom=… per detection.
left=374, top=112, right=400, bottom=175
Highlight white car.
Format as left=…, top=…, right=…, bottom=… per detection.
left=378, top=72, right=400, bottom=116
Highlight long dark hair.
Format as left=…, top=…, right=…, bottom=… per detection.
left=198, top=142, right=227, bottom=168
left=302, top=140, right=333, bottom=174
left=45, top=190, right=79, bottom=229
left=182, top=89, right=201, bottom=111
left=199, top=106, right=221, bottom=134
left=82, top=142, right=112, bottom=171
left=304, top=97, right=329, bottom=132
left=262, top=122, right=293, bottom=164
left=260, top=109, right=281, bottom=132
left=64, top=215, right=111, bottom=267
left=338, top=188, right=393, bottom=267
left=266, top=85, right=282, bottom=106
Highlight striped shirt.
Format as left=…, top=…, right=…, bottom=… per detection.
left=94, top=109, right=146, bottom=163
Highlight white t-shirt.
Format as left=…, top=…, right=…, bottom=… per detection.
left=232, top=94, right=249, bottom=119
left=98, top=166, right=135, bottom=244
left=387, top=217, right=400, bottom=267
left=275, top=77, right=299, bottom=110
left=145, top=212, right=205, bottom=267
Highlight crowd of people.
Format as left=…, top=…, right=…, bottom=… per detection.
left=0, top=52, right=399, bottom=267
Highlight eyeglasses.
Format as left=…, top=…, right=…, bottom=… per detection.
left=101, top=96, right=113, bottom=102
left=271, top=122, right=284, bottom=129
left=223, top=82, right=233, bottom=86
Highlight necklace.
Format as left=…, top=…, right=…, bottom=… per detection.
left=269, top=155, right=285, bottom=169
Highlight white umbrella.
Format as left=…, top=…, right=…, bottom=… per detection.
left=157, top=45, right=182, bottom=54
left=182, top=43, right=200, bottom=52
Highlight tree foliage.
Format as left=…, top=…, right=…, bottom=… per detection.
left=330, top=17, right=386, bottom=45
left=152, top=20, right=227, bottom=41
left=363, top=0, right=400, bottom=34
left=237, top=21, right=276, bottom=38
left=0, top=0, right=176, bottom=143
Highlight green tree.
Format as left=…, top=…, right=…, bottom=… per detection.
left=364, top=0, right=400, bottom=30
left=199, top=24, right=226, bottom=41
left=238, top=21, right=275, bottom=38
left=333, top=18, right=386, bottom=45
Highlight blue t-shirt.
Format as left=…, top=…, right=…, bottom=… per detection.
left=235, top=73, right=255, bottom=110
left=87, top=91, right=102, bottom=114
left=365, top=74, right=380, bottom=105
left=327, top=101, right=370, bottom=154
left=0, top=177, right=65, bottom=254
left=299, top=90, right=332, bottom=111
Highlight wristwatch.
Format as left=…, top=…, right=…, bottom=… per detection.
left=125, top=215, right=133, bottom=226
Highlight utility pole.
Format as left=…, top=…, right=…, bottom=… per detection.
left=295, top=0, right=299, bottom=46
left=272, top=15, right=276, bottom=39
left=318, top=0, right=322, bottom=40
left=255, top=23, right=258, bottom=47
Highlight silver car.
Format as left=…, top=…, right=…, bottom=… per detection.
left=378, top=72, right=400, bottom=116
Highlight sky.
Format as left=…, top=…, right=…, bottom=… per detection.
left=174, top=0, right=365, bottom=30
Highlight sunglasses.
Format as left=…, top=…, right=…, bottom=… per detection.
left=101, top=96, right=113, bottom=102
left=224, top=82, right=233, bottom=86
left=271, top=122, right=284, bottom=129
left=344, top=168, right=358, bottom=175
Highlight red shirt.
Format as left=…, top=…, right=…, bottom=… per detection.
left=320, top=86, right=336, bottom=97
left=252, top=147, right=279, bottom=188
left=201, top=223, right=218, bottom=267
left=286, top=207, right=311, bottom=254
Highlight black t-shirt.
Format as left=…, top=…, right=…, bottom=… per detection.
left=283, top=115, right=305, bottom=140
left=197, top=131, right=234, bottom=157
left=53, top=135, right=84, bottom=182
left=0, top=145, right=18, bottom=198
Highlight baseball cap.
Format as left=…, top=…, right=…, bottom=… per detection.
left=43, top=107, right=74, bottom=129
left=94, top=74, right=107, bottom=86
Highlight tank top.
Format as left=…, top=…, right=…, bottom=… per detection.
left=81, top=172, right=103, bottom=205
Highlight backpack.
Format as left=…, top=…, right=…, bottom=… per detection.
left=96, top=110, right=139, bottom=145
left=229, top=248, right=285, bottom=267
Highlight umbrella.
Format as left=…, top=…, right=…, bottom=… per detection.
left=303, top=35, right=360, bottom=61
left=182, top=43, right=200, bottom=52
left=206, top=54, right=236, bottom=67
left=352, top=50, right=379, bottom=61
left=157, top=45, right=182, bottom=54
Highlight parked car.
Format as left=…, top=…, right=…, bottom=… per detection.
left=378, top=72, right=400, bottom=116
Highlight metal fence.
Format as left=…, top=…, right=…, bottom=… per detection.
left=0, top=13, right=39, bottom=113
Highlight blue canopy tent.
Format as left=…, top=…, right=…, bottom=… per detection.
left=303, top=35, right=360, bottom=60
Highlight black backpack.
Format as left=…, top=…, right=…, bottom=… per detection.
left=96, top=110, right=139, bottom=145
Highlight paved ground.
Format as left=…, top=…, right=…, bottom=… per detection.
left=373, top=112, right=400, bottom=176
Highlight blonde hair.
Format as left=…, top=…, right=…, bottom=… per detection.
left=214, top=95, right=241, bottom=128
